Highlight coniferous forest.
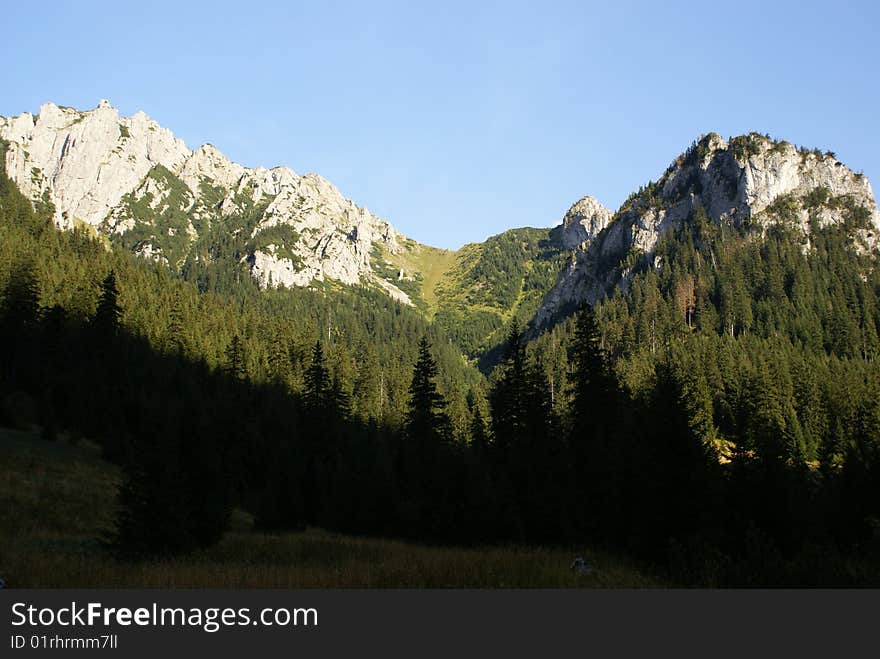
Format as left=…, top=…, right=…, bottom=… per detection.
left=1, top=139, right=879, bottom=586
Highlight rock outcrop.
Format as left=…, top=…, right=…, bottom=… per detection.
left=0, top=100, right=189, bottom=229
left=0, top=100, right=412, bottom=302
left=534, top=133, right=880, bottom=327
left=558, top=195, right=612, bottom=250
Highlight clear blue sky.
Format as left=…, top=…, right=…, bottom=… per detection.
left=2, top=0, right=877, bottom=249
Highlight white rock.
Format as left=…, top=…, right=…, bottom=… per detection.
left=1, top=101, right=190, bottom=229
left=1, top=100, right=414, bottom=304
left=559, top=195, right=613, bottom=250
left=535, top=133, right=880, bottom=326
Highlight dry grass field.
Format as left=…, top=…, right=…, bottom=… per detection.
left=0, top=427, right=663, bottom=588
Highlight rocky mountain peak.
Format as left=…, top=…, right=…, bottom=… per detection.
left=0, top=100, right=415, bottom=304
left=3, top=104, right=878, bottom=322
left=180, top=143, right=246, bottom=192
left=535, top=132, right=880, bottom=327
left=1, top=99, right=190, bottom=229
left=559, top=195, right=612, bottom=250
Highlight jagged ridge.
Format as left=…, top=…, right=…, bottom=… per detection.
left=0, top=100, right=415, bottom=304
left=534, top=132, right=880, bottom=327
left=2, top=104, right=878, bottom=333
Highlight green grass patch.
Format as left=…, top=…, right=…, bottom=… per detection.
left=429, top=228, right=568, bottom=359
left=373, top=241, right=459, bottom=312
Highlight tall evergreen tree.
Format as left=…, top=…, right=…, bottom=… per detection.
left=224, top=334, right=247, bottom=382
left=0, top=259, right=41, bottom=330
left=489, top=321, right=529, bottom=453
left=405, top=337, right=449, bottom=444
left=400, top=337, right=452, bottom=537
left=0, top=260, right=41, bottom=391
left=165, top=291, right=187, bottom=356
left=567, top=304, right=619, bottom=537
left=93, top=270, right=122, bottom=336
left=304, top=341, right=331, bottom=413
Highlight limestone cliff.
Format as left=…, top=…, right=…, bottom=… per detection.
left=558, top=195, right=612, bottom=251
left=534, top=133, right=880, bottom=326
left=0, top=100, right=412, bottom=303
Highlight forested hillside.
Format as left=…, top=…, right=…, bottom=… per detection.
left=2, top=130, right=880, bottom=585
left=522, top=190, right=880, bottom=581
left=429, top=227, right=568, bottom=364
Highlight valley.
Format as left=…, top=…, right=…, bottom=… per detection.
left=1, top=101, right=880, bottom=586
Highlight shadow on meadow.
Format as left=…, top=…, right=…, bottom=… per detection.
left=0, top=427, right=660, bottom=588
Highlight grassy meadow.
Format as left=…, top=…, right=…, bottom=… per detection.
left=0, top=427, right=663, bottom=588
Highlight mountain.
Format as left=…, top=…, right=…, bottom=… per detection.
left=0, top=99, right=604, bottom=360
left=3, top=101, right=879, bottom=354
left=3, top=103, right=880, bottom=585
left=534, top=132, right=880, bottom=327
left=0, top=100, right=429, bottom=305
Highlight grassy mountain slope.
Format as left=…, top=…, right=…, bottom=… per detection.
left=432, top=228, right=569, bottom=361
left=371, top=226, right=571, bottom=365
left=372, top=237, right=458, bottom=313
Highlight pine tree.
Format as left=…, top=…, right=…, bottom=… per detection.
left=330, top=374, right=351, bottom=420
left=405, top=337, right=449, bottom=444
left=93, top=270, right=122, bottom=336
left=470, top=403, right=490, bottom=453
left=0, top=259, right=41, bottom=330
left=267, top=333, right=292, bottom=388
left=637, top=360, right=720, bottom=551
left=224, top=334, right=247, bottom=382
left=398, top=337, right=453, bottom=537
left=488, top=321, right=564, bottom=539
left=0, top=260, right=42, bottom=389
left=567, top=304, right=619, bottom=536
left=489, top=321, right=529, bottom=453
left=304, top=341, right=330, bottom=413
left=569, top=305, right=615, bottom=426
left=165, top=291, right=187, bottom=356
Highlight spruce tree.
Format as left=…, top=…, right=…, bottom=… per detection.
left=405, top=337, right=448, bottom=444
left=488, top=322, right=561, bottom=539
left=569, top=304, right=615, bottom=430
left=568, top=304, right=619, bottom=537
left=0, top=259, right=41, bottom=330
left=401, top=337, right=451, bottom=536
left=304, top=341, right=330, bottom=414
left=165, top=291, right=187, bottom=356
left=489, top=321, right=529, bottom=453
left=0, top=260, right=41, bottom=390
left=93, top=270, right=122, bottom=336
left=267, top=333, right=292, bottom=388
left=224, top=334, right=247, bottom=382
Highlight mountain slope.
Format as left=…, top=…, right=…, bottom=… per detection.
left=3, top=109, right=880, bottom=583
left=4, top=102, right=879, bottom=362
left=0, top=99, right=597, bottom=360
left=430, top=227, right=569, bottom=359
left=0, top=100, right=420, bottom=304
left=535, top=133, right=880, bottom=327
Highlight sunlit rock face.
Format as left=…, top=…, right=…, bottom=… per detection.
left=559, top=195, right=613, bottom=251
left=535, top=133, right=880, bottom=327
left=1, top=100, right=411, bottom=303
left=1, top=100, right=189, bottom=229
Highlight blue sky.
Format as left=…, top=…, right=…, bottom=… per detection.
left=2, top=0, right=878, bottom=249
